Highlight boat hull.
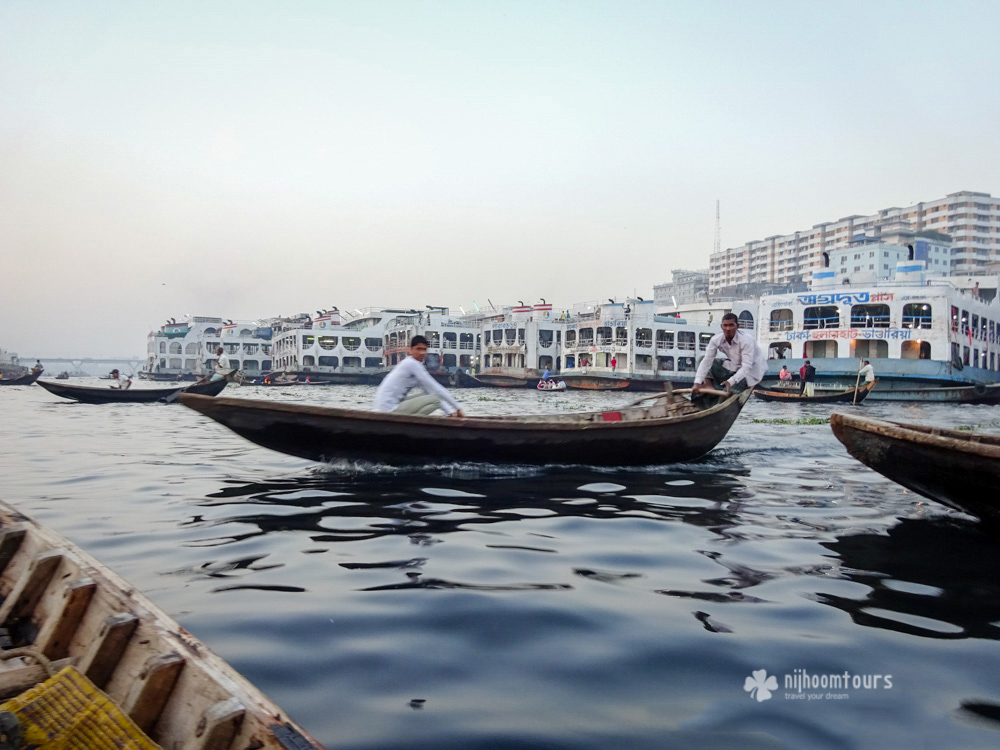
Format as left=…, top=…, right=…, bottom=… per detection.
left=472, top=374, right=532, bottom=388
left=754, top=380, right=877, bottom=403
left=560, top=375, right=630, bottom=391
left=0, top=370, right=42, bottom=386
left=830, top=413, right=1000, bottom=524
left=37, top=377, right=230, bottom=404
left=181, top=391, right=752, bottom=466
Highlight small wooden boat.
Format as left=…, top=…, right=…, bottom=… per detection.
left=182, top=388, right=751, bottom=465
left=754, top=379, right=877, bottom=404
left=536, top=382, right=567, bottom=392
left=0, top=499, right=324, bottom=748
left=472, top=373, right=531, bottom=388
left=37, top=373, right=233, bottom=404
left=830, top=412, right=1000, bottom=524
left=559, top=374, right=630, bottom=391
left=55, top=372, right=70, bottom=380
left=0, top=370, right=42, bottom=387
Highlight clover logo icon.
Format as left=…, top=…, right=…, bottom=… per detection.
left=744, top=669, right=778, bottom=702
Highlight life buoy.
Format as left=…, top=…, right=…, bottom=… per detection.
left=974, top=383, right=986, bottom=396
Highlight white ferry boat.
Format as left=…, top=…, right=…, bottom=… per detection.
left=380, top=307, right=481, bottom=385
left=735, top=262, right=1000, bottom=401
left=145, top=316, right=272, bottom=381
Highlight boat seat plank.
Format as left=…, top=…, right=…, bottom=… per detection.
left=36, top=577, right=96, bottom=661
left=124, top=650, right=186, bottom=734
left=0, top=528, right=27, bottom=580
left=82, top=612, right=139, bottom=689
left=0, top=656, right=75, bottom=700
left=192, top=696, right=246, bottom=750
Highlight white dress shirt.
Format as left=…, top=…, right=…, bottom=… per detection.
left=373, top=356, right=462, bottom=414
left=694, top=329, right=767, bottom=388
left=859, top=364, right=875, bottom=383
left=215, top=353, right=230, bottom=374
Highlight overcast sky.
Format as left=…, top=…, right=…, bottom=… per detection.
left=2, top=1, right=998, bottom=357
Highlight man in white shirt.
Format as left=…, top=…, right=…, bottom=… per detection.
left=210, top=347, right=230, bottom=382
left=692, top=313, right=766, bottom=395
left=858, top=360, right=875, bottom=383
left=108, top=369, right=132, bottom=390
left=374, top=336, right=465, bottom=417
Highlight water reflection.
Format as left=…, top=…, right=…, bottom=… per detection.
left=820, top=517, right=1000, bottom=640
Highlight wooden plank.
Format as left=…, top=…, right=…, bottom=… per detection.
left=0, top=527, right=27, bottom=578
left=82, top=612, right=138, bottom=689
left=192, top=697, right=246, bottom=750
left=37, top=577, right=96, bottom=661
left=124, top=651, right=186, bottom=734
left=0, top=656, right=75, bottom=700
left=0, top=550, right=66, bottom=625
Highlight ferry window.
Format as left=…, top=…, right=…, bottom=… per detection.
left=185, top=343, right=198, bottom=354
left=159, top=342, right=166, bottom=353
left=204, top=328, right=216, bottom=335
left=365, top=357, right=381, bottom=367
left=698, top=332, right=713, bottom=350
left=951, top=306, right=959, bottom=332
left=538, top=356, right=553, bottom=370
left=302, top=355, right=316, bottom=366
left=803, top=306, right=839, bottom=330
left=677, top=356, right=696, bottom=371
left=503, top=329, right=515, bottom=344
left=460, top=333, right=474, bottom=349
left=656, top=330, right=674, bottom=348
left=738, top=311, right=755, bottom=330
left=768, top=343, right=790, bottom=360
left=556, top=331, right=561, bottom=344
left=343, top=357, right=361, bottom=368
left=443, top=332, right=457, bottom=348
left=963, top=346, right=970, bottom=366
left=184, top=358, right=197, bottom=369
left=318, top=336, right=337, bottom=350
left=657, top=356, right=674, bottom=371
left=564, top=355, right=575, bottom=368
left=770, top=308, right=794, bottom=331
left=343, top=337, right=361, bottom=351
left=243, top=359, right=259, bottom=371
left=635, top=328, right=652, bottom=347
left=539, top=330, right=553, bottom=347
left=980, top=317, right=988, bottom=339
left=169, top=358, right=182, bottom=369
left=902, top=304, right=932, bottom=329
left=615, top=327, right=628, bottom=345
left=262, top=360, right=272, bottom=370
left=900, top=341, right=929, bottom=359
left=635, top=355, right=653, bottom=370
left=677, top=331, right=696, bottom=351
left=974, top=349, right=980, bottom=368
left=850, top=304, right=890, bottom=328
left=961, top=310, right=969, bottom=335
left=240, top=328, right=252, bottom=336
left=517, top=329, right=525, bottom=343
left=991, top=321, right=996, bottom=343
left=302, top=335, right=315, bottom=347
left=596, top=326, right=612, bottom=345
left=169, top=342, right=182, bottom=354
left=992, top=353, right=996, bottom=371
left=366, top=338, right=382, bottom=349
left=318, top=356, right=338, bottom=367
left=851, top=340, right=888, bottom=358
left=805, top=340, right=837, bottom=358
left=459, top=355, right=472, bottom=368
left=427, top=331, right=442, bottom=347
left=578, top=328, right=594, bottom=344
left=442, top=354, right=457, bottom=368
left=566, top=330, right=577, bottom=346
left=972, top=315, right=980, bottom=337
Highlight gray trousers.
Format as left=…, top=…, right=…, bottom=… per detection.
left=394, top=394, right=443, bottom=416
left=698, top=358, right=749, bottom=393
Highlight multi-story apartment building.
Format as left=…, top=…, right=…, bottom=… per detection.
left=709, top=191, right=1000, bottom=294
left=653, top=269, right=709, bottom=306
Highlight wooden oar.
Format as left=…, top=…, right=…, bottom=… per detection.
left=852, top=358, right=862, bottom=405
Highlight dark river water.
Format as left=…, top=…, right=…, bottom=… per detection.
left=3, top=381, right=1000, bottom=749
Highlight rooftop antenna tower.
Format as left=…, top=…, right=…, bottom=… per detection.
left=713, top=199, right=721, bottom=256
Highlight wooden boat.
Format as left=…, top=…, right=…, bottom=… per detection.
left=55, top=372, right=69, bottom=380
left=0, top=370, right=42, bottom=387
left=472, top=373, right=531, bottom=388
left=536, top=382, right=567, bottom=392
left=181, top=388, right=751, bottom=465
left=754, top=379, right=877, bottom=404
left=830, top=412, right=1000, bottom=524
left=37, top=373, right=233, bottom=404
left=0, top=499, right=324, bottom=748
left=560, top=374, right=630, bottom=391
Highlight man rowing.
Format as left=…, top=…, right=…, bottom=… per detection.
left=374, top=335, right=465, bottom=417
left=692, top=312, right=766, bottom=395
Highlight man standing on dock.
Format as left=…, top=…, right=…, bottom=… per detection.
left=374, top=335, right=465, bottom=417
left=692, top=313, right=766, bottom=395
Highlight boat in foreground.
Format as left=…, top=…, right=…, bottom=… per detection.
left=754, top=380, right=877, bottom=404
left=37, top=374, right=233, bottom=404
left=0, top=499, right=325, bottom=749
left=830, top=412, right=1000, bottom=524
left=182, top=388, right=751, bottom=465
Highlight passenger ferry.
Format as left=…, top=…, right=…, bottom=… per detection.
left=734, top=262, right=1000, bottom=401
left=145, top=316, right=273, bottom=380
left=475, top=299, right=721, bottom=390
left=380, top=307, right=481, bottom=385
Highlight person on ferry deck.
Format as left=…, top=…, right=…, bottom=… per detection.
left=692, top=313, right=766, bottom=395
left=109, top=369, right=131, bottom=389
left=210, top=347, right=230, bottom=382
left=374, top=336, right=465, bottom=418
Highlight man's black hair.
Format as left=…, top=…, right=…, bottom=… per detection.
left=411, top=335, right=429, bottom=347
left=722, top=312, right=739, bottom=323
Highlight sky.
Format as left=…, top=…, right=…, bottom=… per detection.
left=2, top=0, right=999, bottom=357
